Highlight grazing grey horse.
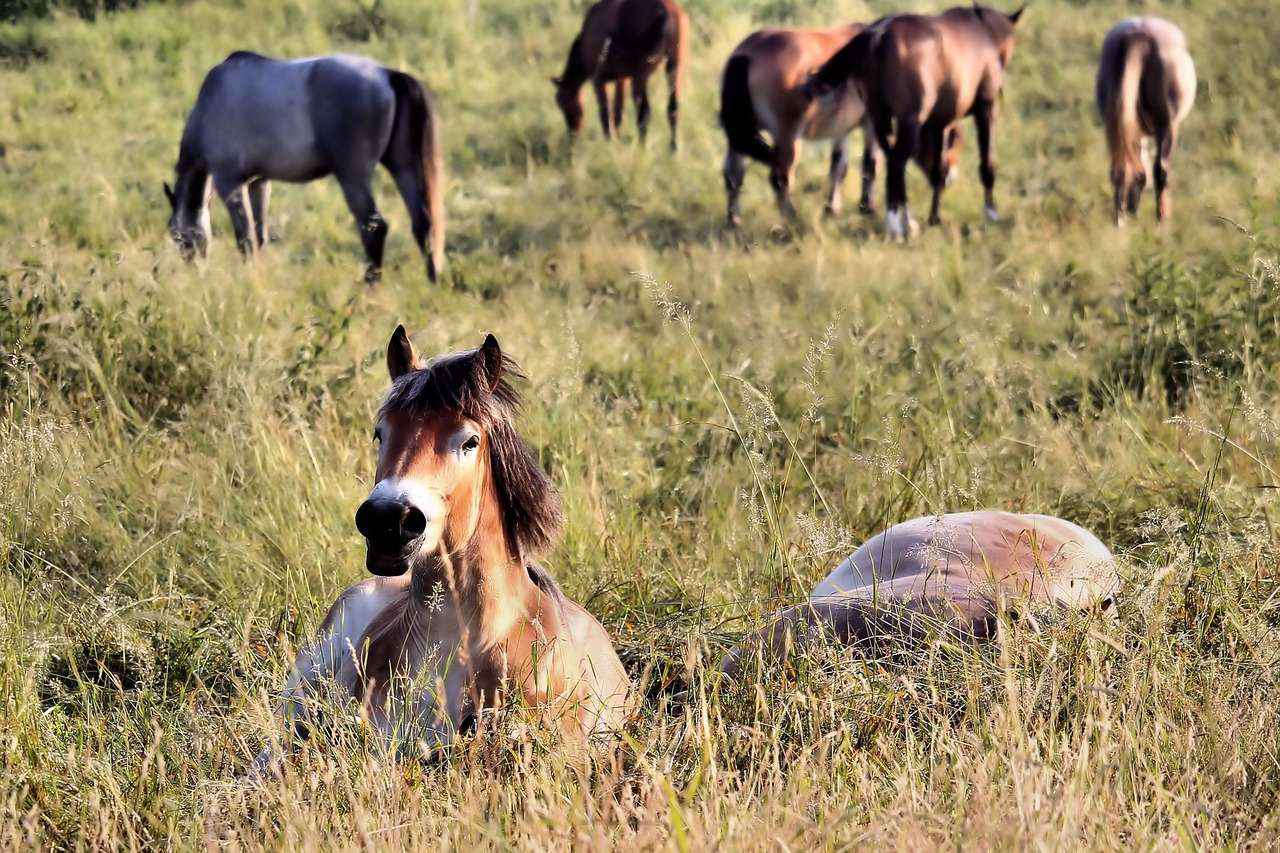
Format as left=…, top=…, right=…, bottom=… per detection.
left=1095, top=18, right=1196, bottom=226
left=165, top=52, right=444, bottom=283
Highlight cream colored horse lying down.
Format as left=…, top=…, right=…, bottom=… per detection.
left=718, top=511, right=1119, bottom=680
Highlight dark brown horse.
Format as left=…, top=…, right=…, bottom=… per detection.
left=811, top=5, right=1023, bottom=240
left=248, top=330, right=632, bottom=775
left=1096, top=17, right=1196, bottom=226
left=717, top=512, right=1119, bottom=683
left=552, top=0, right=688, bottom=150
left=720, top=24, right=965, bottom=227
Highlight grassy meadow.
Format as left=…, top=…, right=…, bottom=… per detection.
left=3, top=0, right=1280, bottom=847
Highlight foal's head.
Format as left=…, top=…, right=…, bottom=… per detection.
left=355, top=327, right=564, bottom=576
left=551, top=76, right=585, bottom=136
left=164, top=150, right=212, bottom=259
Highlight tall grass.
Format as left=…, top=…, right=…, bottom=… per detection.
left=2, top=0, right=1280, bottom=847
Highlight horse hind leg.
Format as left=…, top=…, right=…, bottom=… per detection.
left=1153, top=125, right=1177, bottom=224
left=336, top=171, right=388, bottom=285
left=973, top=99, right=1000, bottom=223
left=724, top=148, right=746, bottom=228
left=389, top=166, right=435, bottom=281
left=886, top=119, right=921, bottom=241
left=924, top=124, right=948, bottom=227
left=212, top=172, right=257, bottom=256
left=858, top=125, right=882, bottom=215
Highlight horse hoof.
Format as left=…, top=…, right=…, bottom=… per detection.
left=983, top=205, right=1000, bottom=224
left=823, top=204, right=839, bottom=220
left=859, top=203, right=876, bottom=216
left=365, top=267, right=382, bottom=286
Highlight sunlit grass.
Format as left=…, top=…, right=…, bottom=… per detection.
left=2, top=0, right=1280, bottom=847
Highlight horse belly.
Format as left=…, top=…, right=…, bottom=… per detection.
left=801, top=88, right=864, bottom=141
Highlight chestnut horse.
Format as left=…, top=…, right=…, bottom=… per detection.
left=249, top=330, right=631, bottom=774
left=717, top=512, right=1118, bottom=683
left=552, top=0, right=688, bottom=150
left=720, top=24, right=965, bottom=227
left=811, top=6, right=1023, bottom=240
left=1096, top=18, right=1196, bottom=226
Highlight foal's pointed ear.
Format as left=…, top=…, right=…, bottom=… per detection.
left=549, top=75, right=562, bottom=86
left=1009, top=4, right=1026, bottom=23
left=387, top=325, right=419, bottom=381
left=163, top=182, right=175, bottom=207
left=479, top=334, right=503, bottom=393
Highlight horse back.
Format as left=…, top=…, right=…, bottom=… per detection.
left=811, top=511, right=1117, bottom=610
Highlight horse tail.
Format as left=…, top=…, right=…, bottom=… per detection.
left=388, top=70, right=445, bottom=282
left=1106, top=29, right=1151, bottom=180
left=720, top=54, right=772, bottom=164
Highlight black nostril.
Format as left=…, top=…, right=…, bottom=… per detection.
left=402, top=506, right=427, bottom=538
left=355, top=499, right=423, bottom=547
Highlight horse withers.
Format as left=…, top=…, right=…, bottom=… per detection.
left=552, top=0, right=688, bottom=150
left=165, top=52, right=444, bottom=284
left=720, top=24, right=965, bottom=227
left=248, top=330, right=631, bottom=776
left=716, top=511, right=1118, bottom=684
left=811, top=6, right=1024, bottom=240
left=1096, top=18, right=1196, bottom=227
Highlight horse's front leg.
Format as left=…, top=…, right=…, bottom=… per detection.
left=247, top=178, right=271, bottom=249
left=592, top=79, right=613, bottom=140
left=825, top=135, right=852, bottom=218
left=974, top=97, right=1000, bottom=223
left=212, top=173, right=257, bottom=256
left=769, top=135, right=801, bottom=222
left=612, top=77, right=627, bottom=135
left=924, top=124, right=948, bottom=226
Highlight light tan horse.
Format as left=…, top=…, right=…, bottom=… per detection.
left=811, top=6, right=1023, bottom=240
left=720, top=25, right=965, bottom=227
left=249, top=330, right=631, bottom=774
left=1096, top=18, right=1196, bottom=226
left=552, top=0, right=689, bottom=150
left=717, top=511, right=1118, bottom=682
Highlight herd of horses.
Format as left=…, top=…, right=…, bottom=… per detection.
left=159, top=5, right=1198, bottom=776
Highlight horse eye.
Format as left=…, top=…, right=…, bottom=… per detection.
left=461, top=434, right=480, bottom=453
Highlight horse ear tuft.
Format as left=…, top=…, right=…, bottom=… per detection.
left=549, top=76, right=562, bottom=86
left=479, top=334, right=503, bottom=393
left=1009, top=4, right=1026, bottom=24
left=163, top=182, right=175, bottom=206
left=387, top=325, right=418, bottom=381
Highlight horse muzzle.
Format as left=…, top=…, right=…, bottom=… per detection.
left=354, top=497, right=428, bottom=576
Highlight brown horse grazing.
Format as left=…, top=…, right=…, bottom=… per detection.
left=1096, top=18, right=1196, bottom=227
left=811, top=6, right=1024, bottom=240
left=248, top=330, right=631, bottom=775
left=720, top=25, right=966, bottom=227
left=717, top=512, right=1118, bottom=683
left=552, top=0, right=688, bottom=150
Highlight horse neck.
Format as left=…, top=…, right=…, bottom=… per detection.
left=558, top=38, right=590, bottom=90
left=174, top=151, right=210, bottom=215
left=409, top=471, right=532, bottom=634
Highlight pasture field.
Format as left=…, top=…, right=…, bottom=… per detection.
left=3, top=0, right=1280, bottom=848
